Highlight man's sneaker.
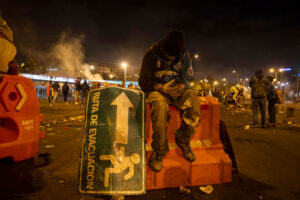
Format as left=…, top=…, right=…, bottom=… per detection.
left=176, top=142, right=196, bottom=162
left=149, top=151, right=164, bottom=172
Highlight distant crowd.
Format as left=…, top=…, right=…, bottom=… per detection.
left=44, top=77, right=140, bottom=105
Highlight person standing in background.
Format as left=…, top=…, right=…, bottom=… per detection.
left=81, top=80, right=90, bottom=104
left=51, top=81, right=60, bottom=103
left=249, top=69, right=268, bottom=128
left=267, top=76, right=277, bottom=127
left=47, top=81, right=53, bottom=103
left=74, top=77, right=81, bottom=104
left=62, top=82, right=70, bottom=104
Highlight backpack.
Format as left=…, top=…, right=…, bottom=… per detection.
left=275, top=89, right=284, bottom=104
left=252, top=78, right=266, bottom=98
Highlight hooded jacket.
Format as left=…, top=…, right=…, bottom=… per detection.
left=138, top=42, right=194, bottom=93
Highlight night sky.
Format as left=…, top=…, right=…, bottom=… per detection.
left=2, top=0, right=300, bottom=78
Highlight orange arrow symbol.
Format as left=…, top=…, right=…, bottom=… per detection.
left=16, top=83, right=27, bottom=111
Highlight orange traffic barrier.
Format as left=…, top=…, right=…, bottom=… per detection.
left=0, top=74, right=43, bottom=161
left=145, top=97, right=232, bottom=190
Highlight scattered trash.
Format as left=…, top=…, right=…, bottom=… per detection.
left=244, top=125, right=250, bottom=130
left=287, top=121, right=292, bottom=125
left=69, top=117, right=76, bottom=121
left=46, top=124, right=50, bottom=127
left=48, top=133, right=56, bottom=136
left=179, top=186, right=191, bottom=194
left=59, top=180, right=65, bottom=184
left=63, top=119, right=68, bottom=122
left=40, top=125, right=45, bottom=129
left=52, top=120, right=56, bottom=124
left=199, top=185, right=214, bottom=194
left=46, top=128, right=53, bottom=131
left=111, top=195, right=125, bottom=200
left=45, top=145, right=55, bottom=149
left=63, top=127, right=69, bottom=130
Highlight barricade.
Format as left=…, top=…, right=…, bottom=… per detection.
left=0, top=74, right=43, bottom=161
left=145, top=97, right=232, bottom=190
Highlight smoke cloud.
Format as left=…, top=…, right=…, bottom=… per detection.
left=50, top=32, right=102, bottom=81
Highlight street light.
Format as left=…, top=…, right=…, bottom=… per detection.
left=213, top=81, right=218, bottom=91
left=121, top=62, right=127, bottom=82
left=223, top=78, right=227, bottom=94
left=194, top=54, right=199, bottom=58
left=90, top=65, right=94, bottom=70
left=232, top=70, right=238, bottom=84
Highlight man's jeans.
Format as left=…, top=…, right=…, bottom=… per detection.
left=268, top=99, right=276, bottom=123
left=251, top=98, right=266, bottom=125
left=147, top=90, right=200, bottom=156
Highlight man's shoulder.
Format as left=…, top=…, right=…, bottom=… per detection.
left=144, top=43, right=159, bottom=57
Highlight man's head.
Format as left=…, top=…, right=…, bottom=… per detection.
left=161, top=29, right=185, bottom=60
left=255, top=69, right=264, bottom=80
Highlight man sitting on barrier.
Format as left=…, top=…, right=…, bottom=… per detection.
left=138, top=29, right=200, bottom=172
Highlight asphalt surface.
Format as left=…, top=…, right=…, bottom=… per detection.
left=0, top=99, right=299, bottom=200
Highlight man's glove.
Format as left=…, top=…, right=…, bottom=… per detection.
left=154, top=80, right=185, bottom=97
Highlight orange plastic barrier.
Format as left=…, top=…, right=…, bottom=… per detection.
left=0, top=75, right=43, bottom=161
left=145, top=97, right=232, bottom=190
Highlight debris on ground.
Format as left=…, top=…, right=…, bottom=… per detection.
left=59, top=180, right=65, bottom=184
left=46, top=124, right=51, bottom=127
left=287, top=121, right=292, bottom=125
left=45, top=145, right=55, bottom=149
left=199, top=185, right=214, bottom=194
left=46, top=128, right=53, bottom=131
left=244, top=125, right=250, bottom=130
left=48, top=133, right=56, bottom=136
left=179, top=186, right=191, bottom=194
left=111, top=195, right=125, bottom=200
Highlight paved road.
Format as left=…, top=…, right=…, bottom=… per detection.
left=0, top=100, right=299, bottom=200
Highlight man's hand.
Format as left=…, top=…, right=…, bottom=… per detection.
left=154, top=80, right=185, bottom=97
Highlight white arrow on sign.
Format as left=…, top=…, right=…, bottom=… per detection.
left=110, top=92, right=134, bottom=144
left=16, top=83, right=27, bottom=111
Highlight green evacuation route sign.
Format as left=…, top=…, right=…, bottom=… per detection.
left=79, top=87, right=145, bottom=195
